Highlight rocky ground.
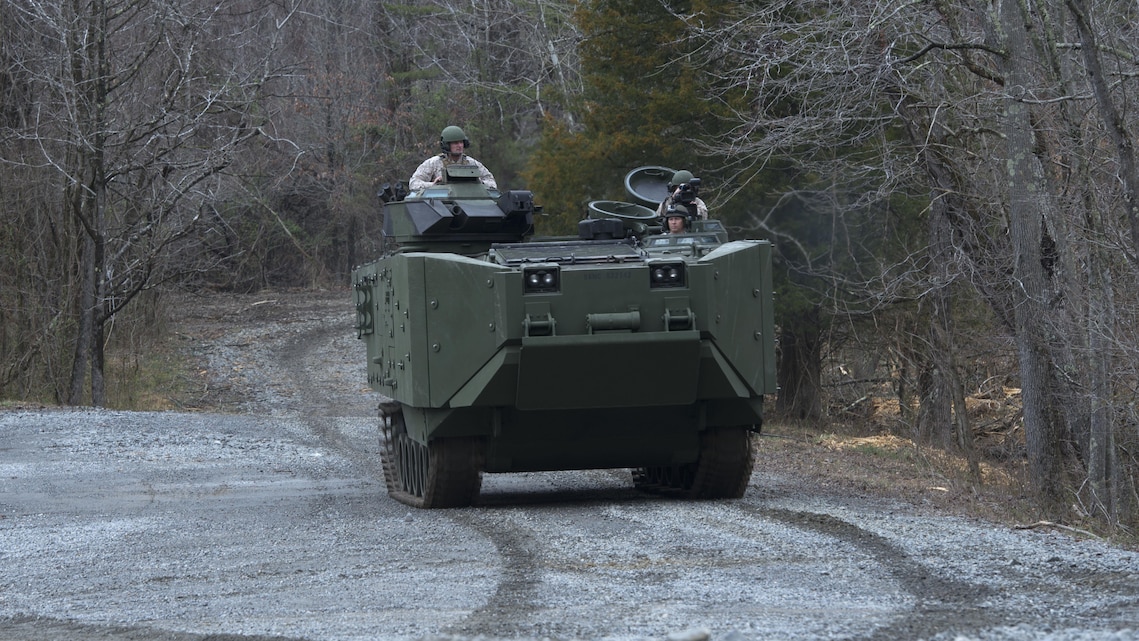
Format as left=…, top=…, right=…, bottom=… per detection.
left=1, top=288, right=1137, bottom=641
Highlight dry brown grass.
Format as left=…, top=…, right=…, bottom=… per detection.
left=757, top=422, right=1031, bottom=520
left=757, top=405, right=1137, bottom=548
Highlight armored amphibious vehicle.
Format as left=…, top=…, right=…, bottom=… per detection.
left=353, top=165, right=776, bottom=507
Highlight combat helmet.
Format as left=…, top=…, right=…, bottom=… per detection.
left=439, top=125, right=471, bottom=152
left=668, top=170, right=694, bottom=188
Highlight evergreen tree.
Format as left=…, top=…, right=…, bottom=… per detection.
left=524, top=0, right=760, bottom=234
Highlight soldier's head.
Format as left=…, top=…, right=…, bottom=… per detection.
left=439, top=125, right=470, bottom=158
left=665, top=208, right=688, bottom=233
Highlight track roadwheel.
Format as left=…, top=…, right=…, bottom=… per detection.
left=633, top=426, right=754, bottom=499
left=379, top=405, right=483, bottom=508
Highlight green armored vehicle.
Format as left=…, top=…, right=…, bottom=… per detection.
left=353, top=164, right=776, bottom=508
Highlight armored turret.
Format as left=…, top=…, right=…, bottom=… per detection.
left=382, top=164, right=535, bottom=254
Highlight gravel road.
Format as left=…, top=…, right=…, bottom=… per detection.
left=2, top=289, right=1137, bottom=641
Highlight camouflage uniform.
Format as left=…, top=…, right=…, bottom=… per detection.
left=409, top=153, right=497, bottom=191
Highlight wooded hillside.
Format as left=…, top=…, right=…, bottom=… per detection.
left=2, top=0, right=1136, bottom=529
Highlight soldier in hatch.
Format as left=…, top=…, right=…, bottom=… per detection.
left=655, top=169, right=708, bottom=220
left=409, top=125, right=498, bottom=191
left=663, top=208, right=689, bottom=234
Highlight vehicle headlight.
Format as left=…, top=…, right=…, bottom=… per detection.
left=648, top=260, right=686, bottom=288
left=523, top=265, right=560, bottom=294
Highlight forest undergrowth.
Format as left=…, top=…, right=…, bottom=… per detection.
left=761, top=389, right=1138, bottom=548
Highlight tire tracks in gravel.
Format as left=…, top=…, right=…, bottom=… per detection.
left=442, top=510, right=544, bottom=638
left=437, top=472, right=650, bottom=638
left=741, top=505, right=1005, bottom=641
left=277, top=317, right=589, bottom=638
left=274, top=319, right=383, bottom=472
left=445, top=498, right=1007, bottom=640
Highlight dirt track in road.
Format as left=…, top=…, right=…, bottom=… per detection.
left=2, top=289, right=1137, bottom=641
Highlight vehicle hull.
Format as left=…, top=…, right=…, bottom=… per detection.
left=354, top=241, right=774, bottom=471
left=353, top=166, right=775, bottom=506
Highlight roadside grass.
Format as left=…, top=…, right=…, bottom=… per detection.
left=763, top=423, right=1027, bottom=514
left=104, top=342, right=203, bottom=411
left=0, top=338, right=203, bottom=411
left=759, top=417, right=1137, bottom=548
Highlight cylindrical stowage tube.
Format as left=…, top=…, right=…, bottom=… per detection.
left=586, top=311, right=641, bottom=333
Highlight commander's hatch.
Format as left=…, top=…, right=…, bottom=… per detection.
left=444, top=164, right=481, bottom=182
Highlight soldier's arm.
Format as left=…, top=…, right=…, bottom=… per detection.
left=409, top=157, right=441, bottom=190
left=474, top=158, right=498, bottom=190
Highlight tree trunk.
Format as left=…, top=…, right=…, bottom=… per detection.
left=776, top=307, right=824, bottom=421
left=92, top=312, right=106, bottom=407
left=1000, top=0, right=1066, bottom=518
left=917, top=213, right=957, bottom=450
left=67, top=233, right=95, bottom=405
left=900, top=91, right=971, bottom=457
left=1065, top=0, right=1133, bottom=526
left=90, top=155, right=107, bottom=406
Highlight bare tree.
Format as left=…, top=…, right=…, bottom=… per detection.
left=374, top=0, right=581, bottom=182
left=1063, top=0, right=1138, bottom=523
left=220, top=1, right=583, bottom=287
left=2, top=0, right=586, bottom=402
left=1, top=0, right=290, bottom=405
left=670, top=0, right=1139, bottom=525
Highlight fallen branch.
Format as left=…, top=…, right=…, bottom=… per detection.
left=1013, top=520, right=1101, bottom=539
